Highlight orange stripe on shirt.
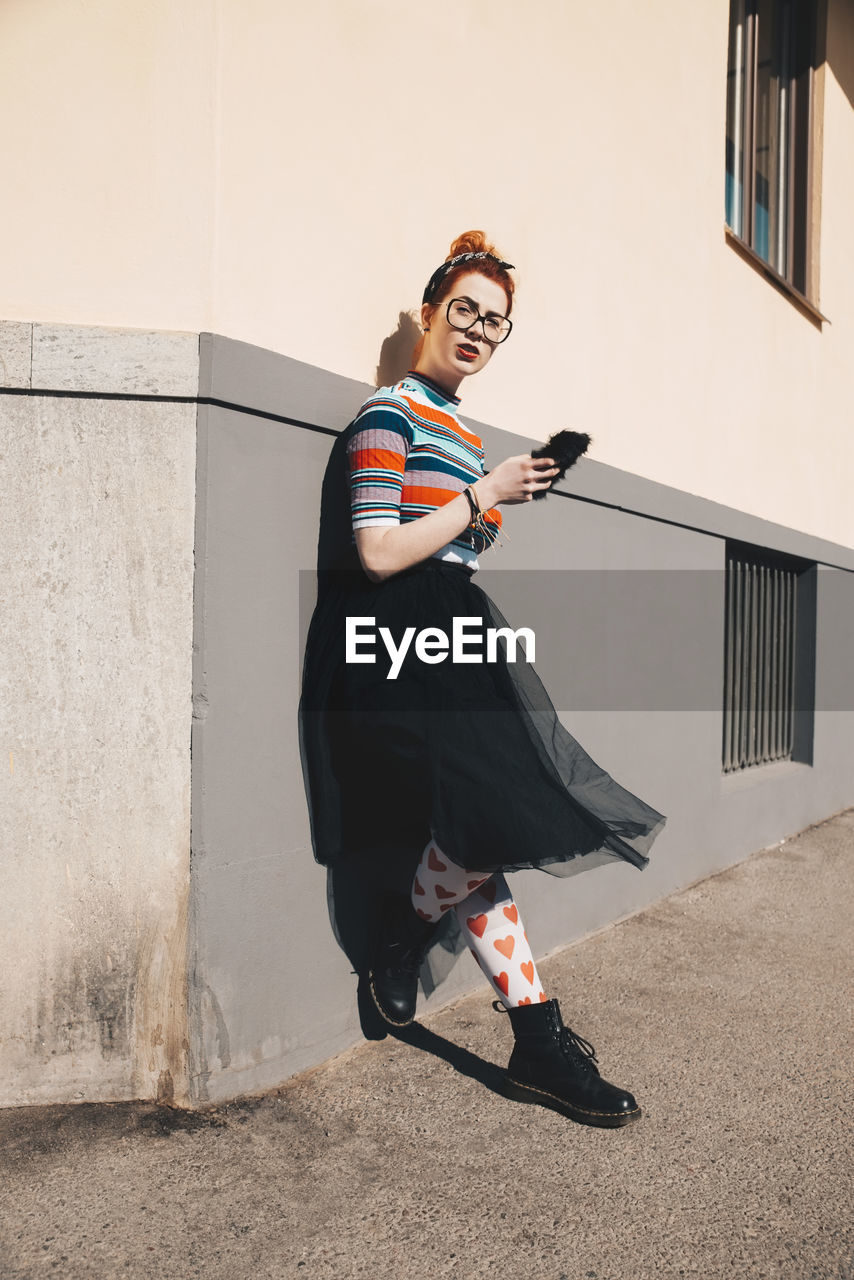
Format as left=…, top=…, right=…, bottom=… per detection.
left=350, top=447, right=406, bottom=472
left=400, top=396, right=483, bottom=448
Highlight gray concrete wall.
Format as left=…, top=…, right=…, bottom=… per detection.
left=0, top=322, right=197, bottom=1106
left=189, top=336, right=854, bottom=1104
left=4, top=322, right=851, bottom=1109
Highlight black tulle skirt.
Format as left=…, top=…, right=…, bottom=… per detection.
left=298, top=556, right=666, bottom=881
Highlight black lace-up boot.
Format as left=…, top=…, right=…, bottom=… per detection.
left=501, top=998, right=641, bottom=1128
left=367, top=895, right=439, bottom=1027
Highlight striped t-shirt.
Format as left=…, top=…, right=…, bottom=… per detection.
left=345, top=371, right=502, bottom=572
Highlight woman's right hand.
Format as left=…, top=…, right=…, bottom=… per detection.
left=475, top=455, right=559, bottom=507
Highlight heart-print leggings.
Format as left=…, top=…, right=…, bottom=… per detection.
left=412, top=840, right=547, bottom=1009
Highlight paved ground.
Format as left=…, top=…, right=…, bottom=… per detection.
left=1, top=810, right=852, bottom=1280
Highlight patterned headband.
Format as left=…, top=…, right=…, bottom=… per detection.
left=421, top=250, right=515, bottom=305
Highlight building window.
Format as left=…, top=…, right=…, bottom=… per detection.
left=725, top=0, right=820, bottom=298
left=722, top=542, right=815, bottom=773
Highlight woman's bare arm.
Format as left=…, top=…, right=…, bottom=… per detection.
left=354, top=455, right=558, bottom=582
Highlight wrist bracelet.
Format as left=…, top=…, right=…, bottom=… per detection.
left=462, top=485, right=480, bottom=522
left=462, top=482, right=505, bottom=549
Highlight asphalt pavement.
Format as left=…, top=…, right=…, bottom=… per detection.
left=1, top=809, right=852, bottom=1280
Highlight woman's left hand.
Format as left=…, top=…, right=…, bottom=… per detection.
left=475, top=455, right=559, bottom=508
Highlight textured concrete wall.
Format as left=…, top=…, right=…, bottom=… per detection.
left=4, top=322, right=852, bottom=1110
left=0, top=323, right=197, bottom=1106
left=3, top=322, right=852, bottom=1109
left=189, top=339, right=854, bottom=1104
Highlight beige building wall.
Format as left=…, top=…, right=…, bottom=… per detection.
left=1, top=0, right=215, bottom=332
left=1, top=0, right=852, bottom=549
left=2, top=0, right=852, bottom=1109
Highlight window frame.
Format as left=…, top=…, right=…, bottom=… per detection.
left=724, top=0, right=828, bottom=321
left=722, top=540, right=816, bottom=774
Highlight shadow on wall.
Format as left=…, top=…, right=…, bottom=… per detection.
left=827, top=0, right=854, bottom=113
left=299, top=396, right=466, bottom=1043
left=374, top=311, right=421, bottom=388
left=325, top=853, right=461, bottom=1042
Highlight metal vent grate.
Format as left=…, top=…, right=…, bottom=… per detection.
left=722, top=546, right=799, bottom=772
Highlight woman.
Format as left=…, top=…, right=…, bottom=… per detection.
left=299, top=231, right=666, bottom=1128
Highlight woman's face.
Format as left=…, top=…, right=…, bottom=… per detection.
left=417, top=270, right=511, bottom=393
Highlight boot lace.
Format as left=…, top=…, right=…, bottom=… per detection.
left=559, top=1027, right=601, bottom=1076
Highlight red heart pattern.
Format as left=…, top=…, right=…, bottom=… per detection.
left=428, top=846, right=447, bottom=873
left=466, top=914, right=488, bottom=938
left=411, top=842, right=544, bottom=1010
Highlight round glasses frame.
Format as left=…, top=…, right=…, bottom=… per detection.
left=445, top=297, right=513, bottom=344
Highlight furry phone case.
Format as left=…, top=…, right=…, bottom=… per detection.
left=530, top=429, right=591, bottom=498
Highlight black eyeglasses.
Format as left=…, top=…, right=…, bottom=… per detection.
left=445, top=297, right=513, bottom=344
